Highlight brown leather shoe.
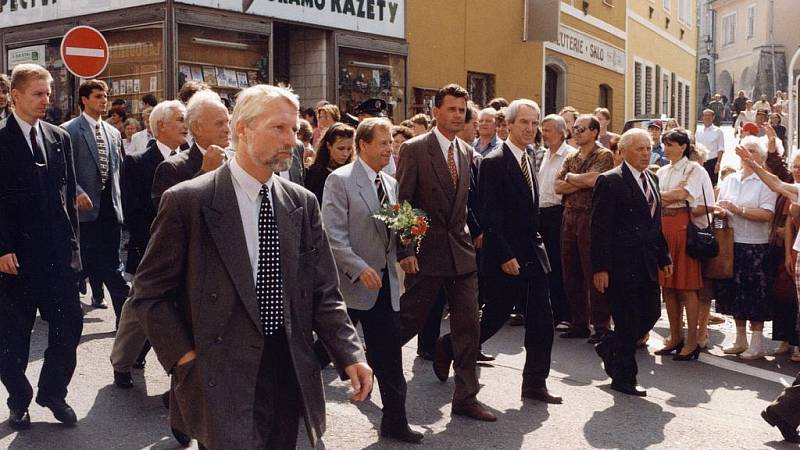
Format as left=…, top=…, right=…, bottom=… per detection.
left=521, top=386, right=563, bottom=404
left=433, top=337, right=452, bottom=382
left=452, top=403, right=497, bottom=422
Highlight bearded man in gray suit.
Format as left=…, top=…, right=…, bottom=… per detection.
left=130, top=84, right=372, bottom=450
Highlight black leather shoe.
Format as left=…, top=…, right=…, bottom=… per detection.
left=762, top=408, right=800, bottom=443
left=610, top=382, right=647, bottom=397
left=508, top=314, right=525, bottom=326
left=380, top=423, right=424, bottom=444
left=172, top=428, right=192, bottom=447
left=477, top=351, right=495, bottom=362
left=91, top=298, right=108, bottom=309
left=416, top=350, right=435, bottom=361
left=114, top=370, right=134, bottom=389
left=35, top=397, right=77, bottom=425
left=560, top=327, right=591, bottom=339
left=587, top=331, right=609, bottom=344
left=161, top=391, right=170, bottom=409
left=521, top=386, right=563, bottom=404
left=132, top=360, right=146, bottom=370
left=433, top=337, right=452, bottom=382
left=594, top=342, right=615, bottom=378
left=8, top=408, right=30, bottom=430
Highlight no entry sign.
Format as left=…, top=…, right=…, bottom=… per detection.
left=60, top=26, right=109, bottom=79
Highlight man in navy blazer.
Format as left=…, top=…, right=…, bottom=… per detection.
left=0, top=64, right=82, bottom=430
left=62, top=80, right=129, bottom=318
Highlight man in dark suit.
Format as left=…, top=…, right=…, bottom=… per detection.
left=591, top=128, right=672, bottom=397
left=131, top=84, right=372, bottom=449
left=444, top=99, right=561, bottom=404
left=122, top=100, right=187, bottom=276
left=0, top=64, right=82, bottom=429
left=62, top=79, right=129, bottom=316
left=396, top=84, right=495, bottom=422
left=112, top=91, right=228, bottom=390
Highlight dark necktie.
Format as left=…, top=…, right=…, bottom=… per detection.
left=447, top=143, right=458, bottom=187
left=169, top=150, right=177, bottom=157
left=256, top=184, right=284, bottom=335
left=95, top=124, right=109, bottom=186
left=375, top=174, right=387, bottom=205
left=520, top=151, right=533, bottom=191
left=29, top=126, right=47, bottom=167
left=641, top=172, right=656, bottom=217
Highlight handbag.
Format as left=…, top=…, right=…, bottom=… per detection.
left=703, top=218, right=734, bottom=279
left=686, top=184, right=719, bottom=260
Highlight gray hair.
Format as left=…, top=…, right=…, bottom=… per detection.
left=617, top=128, right=652, bottom=151
left=149, top=100, right=185, bottom=139
left=541, top=114, right=567, bottom=135
left=505, top=99, right=541, bottom=124
left=740, top=136, right=767, bottom=161
left=185, top=90, right=226, bottom=133
left=230, top=84, right=299, bottom=149
left=478, top=107, right=497, bottom=121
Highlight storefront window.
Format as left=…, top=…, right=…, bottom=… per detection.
left=178, top=24, right=269, bottom=109
left=100, top=24, right=165, bottom=120
left=7, top=41, right=72, bottom=124
left=338, top=47, right=406, bottom=122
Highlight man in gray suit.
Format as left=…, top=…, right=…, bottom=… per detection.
left=62, top=79, right=129, bottom=317
left=321, top=118, right=423, bottom=444
left=130, top=84, right=372, bottom=449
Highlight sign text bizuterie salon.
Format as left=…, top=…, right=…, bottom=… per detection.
left=0, top=0, right=405, bottom=38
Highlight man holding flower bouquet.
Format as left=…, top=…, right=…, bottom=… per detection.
left=320, top=118, right=424, bottom=444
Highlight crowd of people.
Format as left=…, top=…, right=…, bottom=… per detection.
left=3, top=62, right=800, bottom=448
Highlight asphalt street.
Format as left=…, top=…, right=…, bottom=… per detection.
left=1, top=286, right=798, bottom=450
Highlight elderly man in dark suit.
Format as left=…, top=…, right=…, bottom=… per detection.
left=122, top=100, right=187, bottom=277
left=591, top=128, right=672, bottom=397
left=130, top=84, right=372, bottom=449
left=444, top=99, right=561, bottom=404
left=396, top=84, right=495, bottom=422
left=0, top=64, right=82, bottom=430
left=111, top=90, right=229, bottom=393
left=62, top=79, right=129, bottom=316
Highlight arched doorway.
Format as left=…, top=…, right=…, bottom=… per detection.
left=599, top=83, right=612, bottom=110
left=544, top=56, right=567, bottom=116
left=717, top=70, right=734, bottom=100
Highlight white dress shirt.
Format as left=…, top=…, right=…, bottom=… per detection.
left=692, top=167, right=716, bottom=229
left=695, top=125, right=725, bottom=158
left=229, top=156, right=276, bottom=285
left=505, top=138, right=536, bottom=204
left=655, top=157, right=707, bottom=209
left=432, top=126, right=460, bottom=176
left=130, top=129, right=153, bottom=155
left=538, top=140, right=576, bottom=207
left=156, top=140, right=179, bottom=160
left=624, top=161, right=657, bottom=200
left=14, top=111, right=46, bottom=163
left=717, top=171, right=777, bottom=244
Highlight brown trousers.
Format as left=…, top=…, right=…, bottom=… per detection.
left=767, top=372, right=800, bottom=428
left=399, top=272, right=480, bottom=407
left=560, top=207, right=611, bottom=331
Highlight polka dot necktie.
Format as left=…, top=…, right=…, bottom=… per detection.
left=257, top=184, right=284, bottom=335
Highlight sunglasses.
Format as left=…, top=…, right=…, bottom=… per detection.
left=573, top=126, right=589, bottom=134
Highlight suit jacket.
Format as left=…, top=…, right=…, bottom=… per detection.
left=0, top=115, right=80, bottom=269
left=395, top=131, right=476, bottom=276
left=467, top=149, right=482, bottom=238
left=122, top=139, right=164, bottom=273
left=480, top=144, right=550, bottom=277
left=591, top=163, right=671, bottom=283
left=288, top=141, right=305, bottom=186
left=61, top=115, right=124, bottom=223
left=130, top=164, right=364, bottom=449
left=151, top=142, right=204, bottom=209
left=321, top=159, right=400, bottom=311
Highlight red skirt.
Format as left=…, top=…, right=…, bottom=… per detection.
left=659, top=212, right=703, bottom=290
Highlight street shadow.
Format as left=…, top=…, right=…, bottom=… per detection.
left=584, top=391, right=676, bottom=448
left=764, top=440, right=800, bottom=449
left=80, top=331, right=117, bottom=345
left=403, top=356, right=451, bottom=425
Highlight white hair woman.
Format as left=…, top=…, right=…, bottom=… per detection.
left=715, top=137, right=777, bottom=359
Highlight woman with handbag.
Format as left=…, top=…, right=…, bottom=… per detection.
left=715, top=137, right=778, bottom=360
left=654, top=129, right=709, bottom=360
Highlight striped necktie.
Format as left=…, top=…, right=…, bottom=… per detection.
left=520, top=151, right=533, bottom=191
left=95, top=124, right=109, bottom=186
left=641, top=172, right=656, bottom=217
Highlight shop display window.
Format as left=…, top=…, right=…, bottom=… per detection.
left=338, top=47, right=405, bottom=121
left=178, top=24, right=269, bottom=109
left=100, top=24, right=165, bottom=119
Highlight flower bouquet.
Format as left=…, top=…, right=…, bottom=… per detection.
left=373, top=201, right=429, bottom=253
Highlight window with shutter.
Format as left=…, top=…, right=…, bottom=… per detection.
left=634, top=61, right=643, bottom=117
left=645, top=65, right=653, bottom=115
left=684, top=84, right=690, bottom=127
left=677, top=81, right=684, bottom=125
left=655, top=66, right=661, bottom=115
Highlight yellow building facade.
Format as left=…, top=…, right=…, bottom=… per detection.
left=626, top=0, right=698, bottom=128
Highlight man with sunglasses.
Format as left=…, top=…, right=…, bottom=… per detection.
left=554, top=115, right=615, bottom=344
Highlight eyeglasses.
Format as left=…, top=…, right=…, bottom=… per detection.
left=573, top=126, right=588, bottom=134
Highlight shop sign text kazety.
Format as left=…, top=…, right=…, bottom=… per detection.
left=544, top=24, right=625, bottom=74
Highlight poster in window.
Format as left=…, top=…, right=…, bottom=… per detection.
left=247, top=71, right=258, bottom=87
left=225, top=69, right=238, bottom=88
left=113, top=80, right=121, bottom=95
left=202, top=66, right=218, bottom=86
left=236, top=72, right=248, bottom=89
left=133, top=79, right=141, bottom=93
left=216, top=67, right=228, bottom=87
left=190, top=66, right=203, bottom=81
left=126, top=79, right=134, bottom=95
left=150, top=76, right=158, bottom=91
left=179, top=64, right=191, bottom=84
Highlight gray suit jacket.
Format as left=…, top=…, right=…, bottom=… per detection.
left=322, top=159, right=400, bottom=311
left=130, top=163, right=365, bottom=449
left=62, top=115, right=124, bottom=223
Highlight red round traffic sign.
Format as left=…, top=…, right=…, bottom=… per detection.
left=60, top=26, right=109, bottom=79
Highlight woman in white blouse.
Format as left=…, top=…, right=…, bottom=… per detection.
left=715, top=137, right=777, bottom=360
left=654, top=129, right=710, bottom=361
